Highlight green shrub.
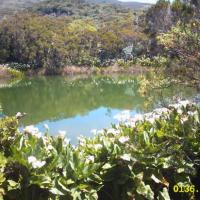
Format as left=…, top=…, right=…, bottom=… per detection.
left=0, top=153, right=7, bottom=200
left=0, top=101, right=200, bottom=199
left=8, top=63, right=31, bottom=71
left=6, top=68, right=24, bottom=79
left=136, top=56, right=152, bottom=67
left=0, top=12, right=140, bottom=69
left=157, top=20, right=200, bottom=69
left=0, top=65, right=23, bottom=79
left=136, top=55, right=169, bottom=67
left=116, top=59, right=136, bottom=68
left=0, top=117, right=19, bottom=155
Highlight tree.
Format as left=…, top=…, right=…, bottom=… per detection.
left=158, top=19, right=200, bottom=80
left=0, top=13, right=70, bottom=68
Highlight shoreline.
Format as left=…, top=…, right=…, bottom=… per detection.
left=0, top=64, right=151, bottom=87
left=0, top=65, right=24, bottom=79
left=0, top=64, right=149, bottom=88
left=25, top=65, right=150, bottom=76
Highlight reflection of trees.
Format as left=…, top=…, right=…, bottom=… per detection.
left=0, top=78, right=22, bottom=89
left=137, top=72, right=198, bottom=112
left=0, top=76, right=143, bottom=125
left=0, top=75, right=197, bottom=126
left=0, top=102, right=2, bottom=113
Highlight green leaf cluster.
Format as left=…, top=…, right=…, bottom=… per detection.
left=0, top=102, right=200, bottom=199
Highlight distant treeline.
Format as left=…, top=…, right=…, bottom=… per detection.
left=0, top=11, right=144, bottom=68
left=0, top=0, right=199, bottom=71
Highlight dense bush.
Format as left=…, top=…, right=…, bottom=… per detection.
left=31, top=0, right=129, bottom=23
left=158, top=20, right=200, bottom=70
left=8, top=63, right=31, bottom=72
left=115, top=55, right=169, bottom=68
left=135, top=55, right=169, bottom=67
left=116, top=59, right=136, bottom=68
left=0, top=0, right=199, bottom=71
left=0, top=65, right=23, bottom=79
left=0, top=10, right=140, bottom=69
left=0, top=101, right=200, bottom=199
left=139, top=0, right=199, bottom=59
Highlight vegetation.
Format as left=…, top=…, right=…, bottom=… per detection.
left=134, top=0, right=200, bottom=87
left=135, top=56, right=169, bottom=68
left=0, top=1, right=200, bottom=199
left=0, top=0, right=199, bottom=76
left=0, top=101, right=200, bottom=199
left=0, top=9, right=143, bottom=69
left=0, top=65, right=23, bottom=79
left=31, top=0, right=130, bottom=21
left=0, top=0, right=150, bottom=19
left=7, top=63, right=31, bottom=72
left=158, top=20, right=200, bottom=74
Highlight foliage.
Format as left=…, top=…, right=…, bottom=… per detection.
left=6, top=68, right=24, bottom=79
left=137, top=70, right=181, bottom=110
left=0, top=117, right=19, bottom=155
left=135, top=55, right=169, bottom=67
left=141, top=0, right=171, bottom=35
left=116, top=59, right=136, bottom=68
left=8, top=63, right=31, bottom=72
left=0, top=0, right=199, bottom=72
left=0, top=153, right=7, bottom=200
left=0, top=11, right=141, bottom=68
left=0, top=65, right=23, bottom=79
left=140, top=0, right=198, bottom=59
left=31, top=0, right=131, bottom=23
left=143, top=0, right=197, bottom=36
left=0, top=13, right=70, bottom=69
left=115, top=55, right=169, bottom=68
left=171, top=0, right=196, bottom=22
left=0, top=102, right=200, bottom=199
left=158, top=20, right=200, bottom=70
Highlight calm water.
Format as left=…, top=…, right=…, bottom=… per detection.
left=0, top=75, right=198, bottom=143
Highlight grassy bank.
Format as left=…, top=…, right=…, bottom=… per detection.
left=0, top=65, right=23, bottom=79
left=0, top=101, right=200, bottom=200
left=0, top=63, right=149, bottom=78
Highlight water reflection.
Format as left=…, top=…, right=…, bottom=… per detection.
left=0, top=75, right=198, bottom=143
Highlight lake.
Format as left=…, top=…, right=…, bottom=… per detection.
left=0, top=75, right=198, bottom=143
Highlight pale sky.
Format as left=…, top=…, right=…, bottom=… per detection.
left=121, top=0, right=175, bottom=4
left=119, top=0, right=158, bottom=3
left=119, top=0, right=174, bottom=3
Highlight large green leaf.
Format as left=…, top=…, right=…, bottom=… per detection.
left=136, top=182, right=154, bottom=200
left=158, top=188, right=171, bottom=200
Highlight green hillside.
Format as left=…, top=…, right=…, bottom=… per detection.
left=0, top=0, right=44, bottom=18
left=30, top=0, right=133, bottom=22
left=87, top=0, right=152, bottom=9
left=0, top=0, right=151, bottom=19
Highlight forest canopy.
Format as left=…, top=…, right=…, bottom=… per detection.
left=0, top=0, right=199, bottom=73
left=0, top=11, right=143, bottom=68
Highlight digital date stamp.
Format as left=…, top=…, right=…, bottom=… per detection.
left=173, top=185, right=198, bottom=193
